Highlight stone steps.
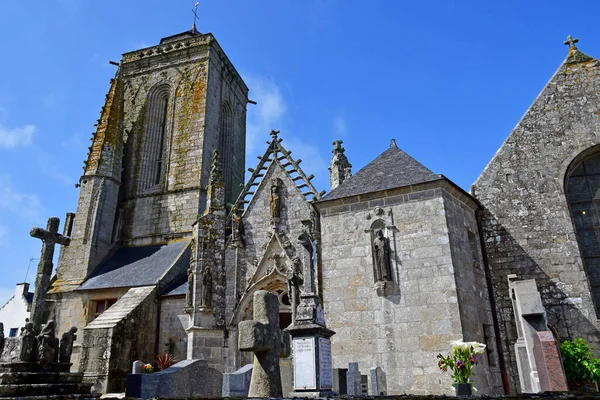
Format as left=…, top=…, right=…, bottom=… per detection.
left=0, top=383, right=94, bottom=397
left=0, top=394, right=99, bottom=400
left=0, top=372, right=84, bottom=385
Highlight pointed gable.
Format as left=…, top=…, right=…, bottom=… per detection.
left=473, top=44, right=600, bottom=195
left=321, top=140, right=442, bottom=201
left=232, top=130, right=323, bottom=213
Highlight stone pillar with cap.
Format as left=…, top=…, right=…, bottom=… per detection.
left=285, top=221, right=335, bottom=397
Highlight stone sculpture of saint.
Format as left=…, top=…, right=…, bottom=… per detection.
left=20, top=321, right=36, bottom=362
left=286, top=257, right=304, bottom=323
left=59, top=327, right=77, bottom=363
left=270, top=180, right=281, bottom=222
left=231, top=208, right=244, bottom=244
left=373, top=230, right=392, bottom=282
left=201, top=265, right=213, bottom=308
left=37, top=320, right=59, bottom=363
left=186, top=267, right=194, bottom=307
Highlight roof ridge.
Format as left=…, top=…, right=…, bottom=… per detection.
left=320, top=143, right=441, bottom=202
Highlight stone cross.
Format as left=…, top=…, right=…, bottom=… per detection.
left=191, top=1, right=200, bottom=30
left=238, top=290, right=291, bottom=398
left=30, top=217, right=71, bottom=330
left=564, top=35, right=579, bottom=49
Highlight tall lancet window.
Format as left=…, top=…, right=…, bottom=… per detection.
left=219, top=101, right=234, bottom=202
left=566, top=150, right=600, bottom=316
left=140, top=84, right=170, bottom=192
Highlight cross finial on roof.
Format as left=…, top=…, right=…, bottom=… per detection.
left=332, top=140, right=345, bottom=153
left=192, top=2, right=200, bottom=31
left=270, top=130, right=280, bottom=140
left=564, top=35, right=579, bottom=49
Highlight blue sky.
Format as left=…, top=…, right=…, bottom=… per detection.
left=0, top=0, right=599, bottom=306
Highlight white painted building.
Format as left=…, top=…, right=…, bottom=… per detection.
left=0, top=283, right=32, bottom=337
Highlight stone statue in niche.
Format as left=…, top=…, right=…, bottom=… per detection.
left=286, top=257, right=304, bottom=323
left=269, top=178, right=282, bottom=224
left=200, top=265, right=213, bottom=308
left=186, top=267, right=194, bottom=308
left=59, top=326, right=77, bottom=363
left=373, top=230, right=392, bottom=282
left=231, top=207, right=244, bottom=244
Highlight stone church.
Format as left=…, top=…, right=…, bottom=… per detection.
left=40, top=24, right=600, bottom=396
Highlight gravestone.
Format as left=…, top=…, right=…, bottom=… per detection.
left=508, top=275, right=567, bottom=393
left=533, top=331, right=568, bottom=391
left=332, top=368, right=348, bottom=394
left=222, top=364, right=253, bottom=397
left=29, top=217, right=71, bottom=331
left=126, top=359, right=222, bottom=398
left=346, top=362, right=361, bottom=396
left=370, top=366, right=387, bottom=395
left=238, top=290, right=291, bottom=398
left=360, top=375, right=368, bottom=395
left=132, top=360, right=144, bottom=375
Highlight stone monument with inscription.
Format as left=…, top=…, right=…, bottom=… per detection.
left=285, top=221, right=335, bottom=397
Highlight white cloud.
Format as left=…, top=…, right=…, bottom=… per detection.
left=244, top=75, right=287, bottom=154
left=333, top=116, right=347, bottom=138
left=0, top=175, right=43, bottom=221
left=0, top=123, right=34, bottom=148
left=242, top=74, right=328, bottom=191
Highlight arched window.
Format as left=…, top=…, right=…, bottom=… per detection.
left=219, top=101, right=234, bottom=203
left=140, top=84, right=170, bottom=192
left=566, top=149, right=600, bottom=315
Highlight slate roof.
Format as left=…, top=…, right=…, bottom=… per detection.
left=161, top=278, right=187, bottom=297
left=77, top=240, right=189, bottom=291
left=320, top=142, right=442, bottom=202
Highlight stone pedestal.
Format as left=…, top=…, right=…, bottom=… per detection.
left=285, top=294, right=335, bottom=398
left=0, top=362, right=97, bottom=398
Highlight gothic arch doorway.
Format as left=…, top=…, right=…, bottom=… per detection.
left=565, top=146, right=600, bottom=316
left=233, top=267, right=293, bottom=330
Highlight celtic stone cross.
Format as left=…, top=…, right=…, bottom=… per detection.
left=238, top=290, right=291, bottom=397
left=30, top=217, right=71, bottom=330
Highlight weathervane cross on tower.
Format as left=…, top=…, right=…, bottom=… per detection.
left=192, top=1, right=200, bottom=31
left=564, top=35, right=579, bottom=49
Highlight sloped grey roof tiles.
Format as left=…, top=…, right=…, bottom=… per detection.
left=77, top=240, right=189, bottom=291
left=320, top=143, right=442, bottom=201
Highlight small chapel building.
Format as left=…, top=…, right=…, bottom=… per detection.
left=26, top=25, right=600, bottom=396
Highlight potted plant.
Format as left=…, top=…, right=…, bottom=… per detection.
left=155, top=352, right=177, bottom=371
left=560, top=338, right=600, bottom=391
left=438, top=339, right=486, bottom=396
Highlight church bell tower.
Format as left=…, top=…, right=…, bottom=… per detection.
left=53, top=26, right=249, bottom=290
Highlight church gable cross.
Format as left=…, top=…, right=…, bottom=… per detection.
left=564, top=35, right=579, bottom=49
left=29, top=217, right=71, bottom=330
left=238, top=290, right=291, bottom=397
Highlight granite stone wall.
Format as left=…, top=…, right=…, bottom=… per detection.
left=317, top=181, right=503, bottom=395
left=158, top=296, right=188, bottom=361
left=472, top=50, right=600, bottom=392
